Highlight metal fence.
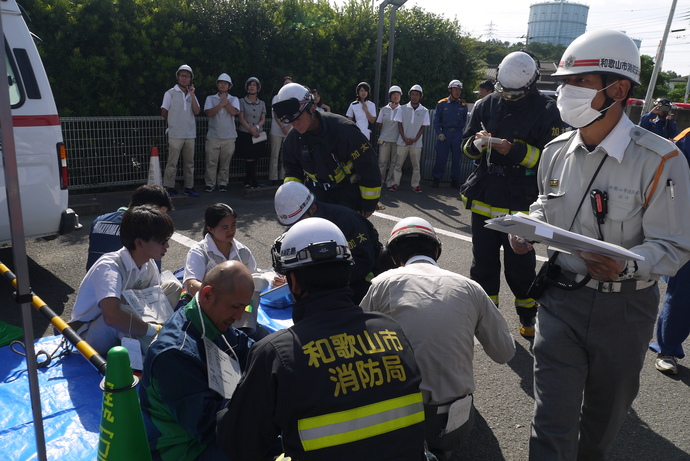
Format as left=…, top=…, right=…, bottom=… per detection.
left=61, top=112, right=474, bottom=191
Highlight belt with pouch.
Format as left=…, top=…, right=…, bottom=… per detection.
left=435, top=394, right=470, bottom=414
left=573, top=273, right=656, bottom=293
left=446, top=127, right=461, bottom=133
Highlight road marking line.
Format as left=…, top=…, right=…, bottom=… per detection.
left=373, top=211, right=547, bottom=262
left=171, top=232, right=197, bottom=249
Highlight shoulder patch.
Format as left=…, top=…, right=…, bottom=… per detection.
left=630, top=127, right=677, bottom=156
left=545, top=129, right=576, bottom=148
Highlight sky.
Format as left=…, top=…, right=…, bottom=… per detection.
left=334, top=0, right=690, bottom=78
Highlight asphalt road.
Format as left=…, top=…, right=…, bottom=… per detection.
left=0, top=178, right=688, bottom=460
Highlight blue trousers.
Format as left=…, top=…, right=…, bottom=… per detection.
left=649, top=259, right=690, bottom=358
left=432, top=131, right=463, bottom=181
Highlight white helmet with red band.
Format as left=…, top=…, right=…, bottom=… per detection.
left=553, top=30, right=641, bottom=85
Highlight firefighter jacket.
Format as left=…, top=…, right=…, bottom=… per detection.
left=217, top=287, right=426, bottom=461
left=282, top=111, right=382, bottom=214
left=460, top=88, right=566, bottom=217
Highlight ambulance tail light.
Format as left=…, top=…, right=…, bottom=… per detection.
left=57, top=142, right=69, bottom=189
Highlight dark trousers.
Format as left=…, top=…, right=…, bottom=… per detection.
left=470, top=212, right=536, bottom=315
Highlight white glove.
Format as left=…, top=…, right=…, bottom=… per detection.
left=437, top=133, right=446, bottom=142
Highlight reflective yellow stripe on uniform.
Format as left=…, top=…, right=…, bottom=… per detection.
left=520, top=144, right=540, bottom=169
left=285, top=177, right=304, bottom=184
left=463, top=138, right=483, bottom=160
left=360, top=185, right=381, bottom=201
left=298, top=392, right=424, bottom=451
left=461, top=195, right=526, bottom=219
left=515, top=297, right=536, bottom=308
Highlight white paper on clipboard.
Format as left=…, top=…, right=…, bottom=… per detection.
left=485, top=213, right=644, bottom=261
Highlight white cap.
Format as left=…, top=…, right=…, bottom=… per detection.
left=274, top=181, right=315, bottom=226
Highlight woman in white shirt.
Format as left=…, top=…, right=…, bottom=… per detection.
left=346, top=81, right=377, bottom=141
left=183, top=203, right=257, bottom=296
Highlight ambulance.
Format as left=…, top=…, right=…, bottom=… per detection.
left=0, top=0, right=79, bottom=244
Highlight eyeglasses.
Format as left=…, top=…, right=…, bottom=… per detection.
left=178, top=74, right=192, bottom=79
left=154, top=238, right=170, bottom=246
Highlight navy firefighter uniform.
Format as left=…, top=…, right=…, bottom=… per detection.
left=216, top=288, right=426, bottom=460
left=432, top=96, right=468, bottom=183
left=282, top=111, right=382, bottom=215
left=460, top=87, right=566, bottom=324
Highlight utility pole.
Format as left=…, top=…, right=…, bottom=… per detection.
left=643, top=0, right=678, bottom=113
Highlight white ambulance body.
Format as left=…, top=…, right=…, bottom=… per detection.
left=1, top=0, right=78, bottom=245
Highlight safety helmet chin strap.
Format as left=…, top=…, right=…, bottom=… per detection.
left=286, top=272, right=308, bottom=301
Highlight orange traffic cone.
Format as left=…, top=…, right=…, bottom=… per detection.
left=147, top=147, right=162, bottom=187
left=97, top=346, right=152, bottom=461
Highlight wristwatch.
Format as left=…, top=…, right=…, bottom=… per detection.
left=618, top=260, right=638, bottom=280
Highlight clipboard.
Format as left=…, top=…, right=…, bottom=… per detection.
left=485, top=213, right=644, bottom=261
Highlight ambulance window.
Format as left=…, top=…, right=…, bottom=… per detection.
left=13, top=48, right=40, bottom=99
left=5, top=42, right=24, bottom=108
left=6, top=53, right=23, bottom=107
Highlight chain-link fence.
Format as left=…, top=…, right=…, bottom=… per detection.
left=61, top=112, right=472, bottom=191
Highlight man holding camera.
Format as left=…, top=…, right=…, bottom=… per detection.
left=639, top=97, right=680, bottom=139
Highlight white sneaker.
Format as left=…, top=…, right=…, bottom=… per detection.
left=655, top=354, right=678, bottom=375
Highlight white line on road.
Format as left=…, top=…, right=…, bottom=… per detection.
left=373, top=211, right=547, bottom=262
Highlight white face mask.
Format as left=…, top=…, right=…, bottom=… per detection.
left=557, top=81, right=618, bottom=128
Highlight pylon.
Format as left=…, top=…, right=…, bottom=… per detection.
left=147, top=146, right=162, bottom=187
left=97, top=346, right=152, bottom=461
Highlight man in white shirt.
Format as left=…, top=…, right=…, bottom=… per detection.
left=361, top=217, right=515, bottom=461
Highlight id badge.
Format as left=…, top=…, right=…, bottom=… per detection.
left=121, top=336, right=144, bottom=371
left=203, top=337, right=241, bottom=399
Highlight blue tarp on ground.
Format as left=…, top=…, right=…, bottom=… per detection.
left=0, top=336, right=102, bottom=461
left=0, top=301, right=294, bottom=461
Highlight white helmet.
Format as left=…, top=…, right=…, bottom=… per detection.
left=409, top=84, right=423, bottom=97
left=388, top=85, right=402, bottom=97
left=273, top=83, right=314, bottom=123
left=496, top=52, right=538, bottom=100
left=448, top=79, right=463, bottom=89
left=245, top=76, right=261, bottom=92
left=176, top=64, right=194, bottom=79
left=387, top=217, right=442, bottom=258
left=274, top=181, right=315, bottom=226
left=217, top=73, right=232, bottom=84
left=553, top=30, right=641, bottom=85
left=271, top=218, right=353, bottom=274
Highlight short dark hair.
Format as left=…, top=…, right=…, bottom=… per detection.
left=129, top=184, right=173, bottom=210
left=291, top=261, right=351, bottom=293
left=479, top=80, right=494, bottom=93
left=120, top=205, right=174, bottom=250
left=387, top=235, right=439, bottom=266
left=203, top=203, right=238, bottom=236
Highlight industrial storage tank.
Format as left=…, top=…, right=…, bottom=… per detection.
left=528, top=0, right=589, bottom=47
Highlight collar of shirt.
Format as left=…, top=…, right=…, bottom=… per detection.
left=184, top=294, right=222, bottom=340
left=173, top=84, right=191, bottom=99
left=117, top=247, right=149, bottom=273
left=204, top=233, right=238, bottom=261
left=243, top=96, right=260, bottom=105
left=405, top=254, right=438, bottom=266
left=568, top=113, right=634, bottom=163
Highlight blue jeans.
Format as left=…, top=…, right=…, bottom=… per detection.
left=649, top=260, right=690, bottom=358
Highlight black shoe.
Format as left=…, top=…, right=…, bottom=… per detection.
left=451, top=180, right=461, bottom=189
left=218, top=185, right=227, bottom=192
left=252, top=182, right=264, bottom=189
left=431, top=178, right=440, bottom=188
left=243, top=183, right=252, bottom=189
